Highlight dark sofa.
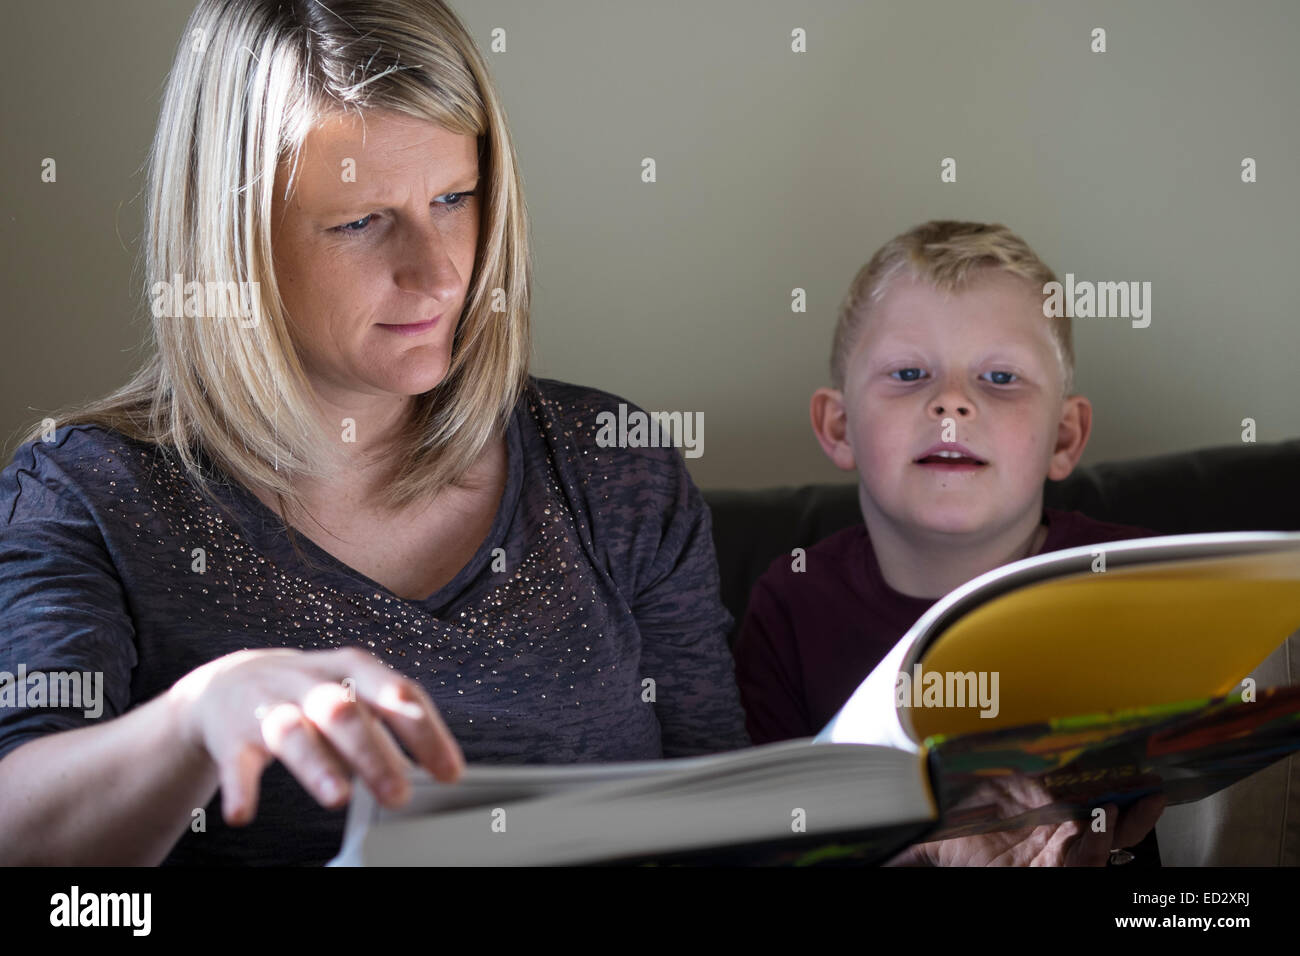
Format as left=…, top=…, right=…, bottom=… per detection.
left=704, top=439, right=1300, bottom=645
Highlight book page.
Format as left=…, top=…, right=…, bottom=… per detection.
left=814, top=531, right=1300, bottom=749
left=911, top=546, right=1300, bottom=740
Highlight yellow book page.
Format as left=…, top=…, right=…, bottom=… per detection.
left=908, top=549, right=1300, bottom=741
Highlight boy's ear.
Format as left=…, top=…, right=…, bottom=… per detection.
left=810, top=387, right=857, bottom=472
left=1047, top=394, right=1093, bottom=480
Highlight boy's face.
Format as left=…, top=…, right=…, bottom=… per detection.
left=816, top=270, right=1089, bottom=540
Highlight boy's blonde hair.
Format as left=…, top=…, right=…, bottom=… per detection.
left=830, top=221, right=1073, bottom=395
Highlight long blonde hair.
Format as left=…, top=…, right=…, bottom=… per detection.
left=19, top=0, right=532, bottom=524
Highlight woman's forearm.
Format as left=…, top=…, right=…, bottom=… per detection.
left=0, top=690, right=219, bottom=865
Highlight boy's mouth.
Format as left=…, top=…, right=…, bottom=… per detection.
left=913, top=443, right=988, bottom=469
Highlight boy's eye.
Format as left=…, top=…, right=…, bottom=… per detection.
left=890, top=368, right=927, bottom=382
left=983, top=370, right=1018, bottom=385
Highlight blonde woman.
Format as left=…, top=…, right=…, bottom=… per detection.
left=0, top=0, right=748, bottom=865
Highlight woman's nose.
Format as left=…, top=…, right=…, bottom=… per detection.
left=393, top=222, right=462, bottom=300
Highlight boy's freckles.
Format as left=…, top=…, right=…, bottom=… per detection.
left=842, top=272, right=1066, bottom=536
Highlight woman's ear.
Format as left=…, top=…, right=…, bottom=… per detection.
left=810, top=387, right=856, bottom=472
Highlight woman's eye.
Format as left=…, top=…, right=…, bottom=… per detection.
left=983, top=370, right=1018, bottom=385
left=437, top=189, right=477, bottom=213
left=334, top=214, right=373, bottom=233
left=332, top=190, right=476, bottom=235
left=890, top=368, right=926, bottom=382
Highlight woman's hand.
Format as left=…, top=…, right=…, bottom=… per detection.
left=912, top=794, right=1166, bottom=866
left=886, top=774, right=1169, bottom=866
left=167, top=647, right=464, bottom=826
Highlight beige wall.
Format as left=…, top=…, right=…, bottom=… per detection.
left=3, top=0, right=1297, bottom=489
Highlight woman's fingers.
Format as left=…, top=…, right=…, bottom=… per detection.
left=1063, top=806, right=1115, bottom=866
left=214, top=738, right=273, bottom=827
left=1112, top=792, right=1167, bottom=849
left=190, top=646, right=467, bottom=826
left=1060, top=794, right=1166, bottom=866
left=259, top=700, right=354, bottom=809
left=318, top=648, right=465, bottom=783
left=298, top=680, right=414, bottom=806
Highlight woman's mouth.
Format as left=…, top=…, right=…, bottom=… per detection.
left=378, top=317, right=440, bottom=336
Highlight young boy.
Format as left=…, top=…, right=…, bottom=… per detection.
left=733, top=220, right=1158, bottom=746
left=733, top=220, right=1169, bottom=864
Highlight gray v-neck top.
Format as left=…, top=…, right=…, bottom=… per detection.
left=0, top=377, right=749, bottom=864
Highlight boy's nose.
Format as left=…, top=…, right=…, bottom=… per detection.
left=930, top=400, right=973, bottom=417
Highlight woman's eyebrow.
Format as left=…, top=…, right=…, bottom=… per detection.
left=314, top=172, right=481, bottom=212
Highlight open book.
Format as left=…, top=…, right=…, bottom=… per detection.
left=328, top=531, right=1300, bottom=866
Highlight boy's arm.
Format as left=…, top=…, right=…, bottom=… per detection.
left=731, top=574, right=817, bottom=744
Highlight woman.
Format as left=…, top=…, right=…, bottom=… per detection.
left=0, top=0, right=747, bottom=866
left=0, top=0, right=1159, bottom=866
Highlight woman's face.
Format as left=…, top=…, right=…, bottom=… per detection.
left=270, top=110, right=480, bottom=410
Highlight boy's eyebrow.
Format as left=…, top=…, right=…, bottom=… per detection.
left=861, top=344, right=1050, bottom=370
left=974, top=345, right=1048, bottom=366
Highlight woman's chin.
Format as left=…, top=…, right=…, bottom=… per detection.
left=374, top=361, right=452, bottom=397
left=393, top=376, right=449, bottom=398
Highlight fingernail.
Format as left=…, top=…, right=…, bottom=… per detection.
left=320, top=776, right=342, bottom=802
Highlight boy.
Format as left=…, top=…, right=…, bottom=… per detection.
left=734, top=219, right=1158, bottom=741
left=732, top=220, right=1163, bottom=862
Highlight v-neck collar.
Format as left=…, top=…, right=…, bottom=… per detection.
left=200, top=409, right=524, bottom=613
